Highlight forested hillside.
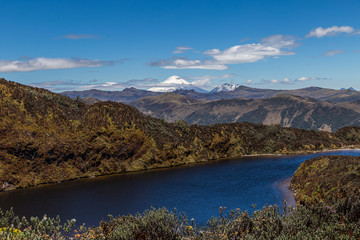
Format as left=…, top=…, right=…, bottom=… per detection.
left=1, top=78, right=360, bottom=191
left=291, top=155, right=360, bottom=204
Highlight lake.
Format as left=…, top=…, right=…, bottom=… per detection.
left=1, top=150, right=359, bottom=226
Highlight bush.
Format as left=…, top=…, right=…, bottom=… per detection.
left=3, top=200, right=360, bottom=239
left=0, top=208, right=76, bottom=240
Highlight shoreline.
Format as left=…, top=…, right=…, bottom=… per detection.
left=275, top=177, right=297, bottom=208
left=1, top=147, right=359, bottom=193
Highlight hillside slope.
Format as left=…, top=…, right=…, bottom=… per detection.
left=1, top=78, right=360, bottom=191
left=62, top=87, right=162, bottom=103
left=131, top=94, right=360, bottom=131
left=290, top=155, right=360, bottom=205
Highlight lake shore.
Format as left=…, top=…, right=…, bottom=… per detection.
left=275, top=177, right=297, bottom=207
left=1, top=147, right=359, bottom=192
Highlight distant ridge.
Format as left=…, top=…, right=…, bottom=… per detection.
left=62, top=84, right=360, bottom=103
left=131, top=93, right=360, bottom=131
left=62, top=87, right=162, bottom=103
left=340, top=87, right=356, bottom=91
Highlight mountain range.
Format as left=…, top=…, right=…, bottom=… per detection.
left=130, top=93, right=360, bottom=131
left=2, top=78, right=360, bottom=191
left=62, top=82, right=360, bottom=132
left=62, top=83, right=360, bottom=103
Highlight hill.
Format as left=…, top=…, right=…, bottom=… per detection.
left=62, top=87, right=162, bottom=103
left=2, top=78, right=360, bottom=191
left=131, top=94, right=360, bottom=131
left=130, top=93, right=206, bottom=119
left=290, top=155, right=360, bottom=205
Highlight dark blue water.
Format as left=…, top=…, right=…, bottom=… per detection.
left=0, top=150, right=359, bottom=226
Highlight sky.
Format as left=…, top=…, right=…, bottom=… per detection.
left=1, top=0, right=360, bottom=92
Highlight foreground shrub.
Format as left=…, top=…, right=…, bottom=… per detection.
left=0, top=208, right=76, bottom=240
left=97, top=207, right=192, bottom=240
left=1, top=199, right=360, bottom=239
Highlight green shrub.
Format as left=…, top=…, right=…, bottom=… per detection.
left=1, top=200, right=360, bottom=239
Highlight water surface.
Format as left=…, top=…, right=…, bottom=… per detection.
left=1, top=150, right=359, bottom=226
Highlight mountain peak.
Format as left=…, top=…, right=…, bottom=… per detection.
left=210, top=82, right=240, bottom=93
left=163, top=75, right=190, bottom=85
left=148, top=75, right=207, bottom=93
left=340, top=87, right=356, bottom=91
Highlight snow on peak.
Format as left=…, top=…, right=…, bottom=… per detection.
left=148, top=75, right=206, bottom=93
left=340, top=87, right=357, bottom=91
left=163, top=75, right=190, bottom=85
left=210, top=82, right=239, bottom=93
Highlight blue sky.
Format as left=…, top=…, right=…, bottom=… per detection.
left=1, top=0, right=360, bottom=92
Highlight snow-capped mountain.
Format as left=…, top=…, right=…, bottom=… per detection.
left=340, top=87, right=356, bottom=91
left=210, top=83, right=240, bottom=93
left=148, top=75, right=207, bottom=93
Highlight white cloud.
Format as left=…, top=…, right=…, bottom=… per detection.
left=204, top=35, right=295, bottom=64
left=282, top=78, right=291, bottom=84
left=162, top=59, right=228, bottom=70
left=173, top=46, right=193, bottom=54
left=306, top=26, right=354, bottom=38
left=31, top=80, right=125, bottom=92
left=260, top=76, right=327, bottom=85
left=246, top=79, right=253, bottom=84
left=186, top=73, right=235, bottom=87
left=204, top=43, right=294, bottom=64
left=102, top=82, right=117, bottom=87
left=149, top=35, right=296, bottom=70
left=297, top=77, right=310, bottom=81
left=261, top=34, right=298, bottom=49
left=32, top=77, right=159, bottom=92
left=186, top=73, right=235, bottom=81
left=325, top=50, right=343, bottom=56
left=59, top=34, right=97, bottom=39
left=261, top=78, right=284, bottom=84
left=269, top=79, right=279, bottom=83
left=296, top=76, right=327, bottom=81
left=191, top=79, right=211, bottom=87
left=0, top=57, right=114, bottom=72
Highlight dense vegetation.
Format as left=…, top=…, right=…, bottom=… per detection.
left=2, top=78, right=360, bottom=191
left=1, top=198, right=360, bottom=239
left=290, top=155, right=360, bottom=205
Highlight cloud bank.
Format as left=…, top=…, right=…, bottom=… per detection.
left=261, top=76, right=328, bottom=85
left=185, top=73, right=236, bottom=88
left=0, top=57, right=115, bottom=72
left=307, top=26, right=354, bottom=38
left=173, top=46, right=193, bottom=54
left=148, top=35, right=297, bottom=70
left=32, top=77, right=160, bottom=92
left=325, top=50, right=343, bottom=56
left=59, top=34, right=97, bottom=39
